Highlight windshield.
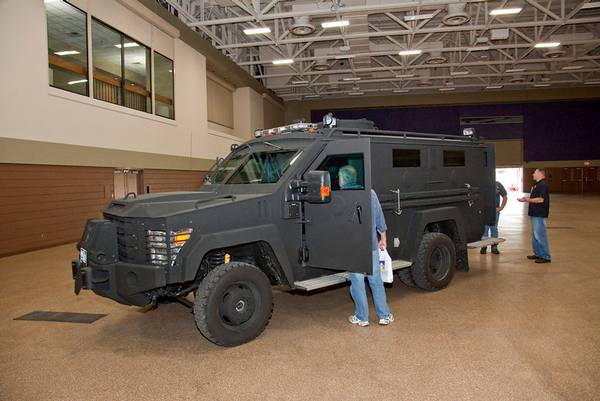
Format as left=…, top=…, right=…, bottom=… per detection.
left=210, top=148, right=300, bottom=185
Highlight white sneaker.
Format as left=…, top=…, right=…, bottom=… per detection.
left=348, top=315, right=369, bottom=327
left=379, top=313, right=394, bottom=325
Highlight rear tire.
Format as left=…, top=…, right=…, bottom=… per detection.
left=397, top=268, right=418, bottom=288
left=193, top=262, right=273, bottom=346
left=411, top=232, right=456, bottom=291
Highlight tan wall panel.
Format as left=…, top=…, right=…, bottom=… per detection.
left=207, top=77, right=234, bottom=129
left=263, top=96, right=285, bottom=129
left=490, top=140, right=523, bottom=167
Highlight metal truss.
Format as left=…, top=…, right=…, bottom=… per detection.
left=159, top=0, right=600, bottom=99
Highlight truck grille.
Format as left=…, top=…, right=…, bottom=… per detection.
left=111, top=217, right=147, bottom=264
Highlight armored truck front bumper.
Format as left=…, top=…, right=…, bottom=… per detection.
left=72, top=259, right=165, bottom=306
left=71, top=218, right=168, bottom=306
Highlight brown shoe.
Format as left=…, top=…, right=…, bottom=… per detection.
left=535, top=258, right=551, bottom=264
left=527, top=255, right=541, bottom=260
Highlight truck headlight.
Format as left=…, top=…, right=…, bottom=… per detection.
left=146, top=228, right=193, bottom=266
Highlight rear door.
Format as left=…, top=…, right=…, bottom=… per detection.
left=303, top=138, right=373, bottom=273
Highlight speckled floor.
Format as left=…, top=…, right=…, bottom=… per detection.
left=1, top=194, right=599, bottom=401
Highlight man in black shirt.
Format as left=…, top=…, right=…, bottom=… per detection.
left=518, top=168, right=551, bottom=263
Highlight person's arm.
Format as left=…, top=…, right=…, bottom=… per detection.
left=519, top=196, right=544, bottom=203
left=498, top=195, right=508, bottom=211
left=379, top=231, right=387, bottom=250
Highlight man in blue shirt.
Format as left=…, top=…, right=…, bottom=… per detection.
left=480, top=181, right=508, bottom=255
left=338, top=165, right=393, bottom=327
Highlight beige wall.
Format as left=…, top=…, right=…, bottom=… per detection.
left=490, top=140, right=523, bottom=167
left=0, top=0, right=283, bottom=170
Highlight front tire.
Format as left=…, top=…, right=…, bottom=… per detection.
left=193, top=262, right=273, bottom=346
left=411, top=232, right=456, bottom=291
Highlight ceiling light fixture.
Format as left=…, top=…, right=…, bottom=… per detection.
left=466, top=46, right=490, bottom=51
left=348, top=91, right=364, bottom=95
left=404, top=13, right=436, bottom=21
left=489, top=7, right=522, bottom=15
left=395, top=74, right=415, bottom=78
left=321, top=20, right=350, bottom=29
left=439, top=87, right=456, bottom=91
left=291, top=80, right=309, bottom=85
left=584, top=80, right=600, bottom=85
left=54, top=50, right=80, bottom=56
left=334, top=54, right=355, bottom=59
left=450, top=70, right=469, bottom=76
left=304, top=94, right=320, bottom=98
left=67, top=79, right=88, bottom=85
left=581, top=2, right=600, bottom=9
left=533, top=83, right=551, bottom=87
left=243, top=27, right=271, bottom=35
left=562, top=65, right=584, bottom=70
left=485, top=85, right=504, bottom=89
left=272, top=58, right=294, bottom=65
left=393, top=89, right=409, bottom=93
left=398, top=49, right=422, bottom=56
left=534, top=42, right=561, bottom=48
left=342, top=77, right=361, bottom=81
left=115, top=42, right=139, bottom=48
left=505, top=68, right=525, bottom=73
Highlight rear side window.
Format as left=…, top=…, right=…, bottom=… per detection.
left=317, top=153, right=364, bottom=191
left=444, top=150, right=465, bottom=167
left=393, top=149, right=420, bottom=167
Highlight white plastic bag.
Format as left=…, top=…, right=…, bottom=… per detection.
left=379, top=249, right=393, bottom=283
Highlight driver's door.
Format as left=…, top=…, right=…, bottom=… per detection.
left=303, top=138, right=373, bottom=273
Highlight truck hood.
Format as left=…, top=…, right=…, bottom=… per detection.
left=103, top=191, right=265, bottom=218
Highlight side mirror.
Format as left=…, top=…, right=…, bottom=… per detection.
left=290, top=170, right=332, bottom=204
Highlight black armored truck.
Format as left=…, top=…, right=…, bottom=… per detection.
left=72, top=115, right=497, bottom=346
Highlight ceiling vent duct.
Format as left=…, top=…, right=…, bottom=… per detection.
left=312, top=60, right=331, bottom=71
left=425, top=50, right=447, bottom=64
left=443, top=2, right=471, bottom=26
left=290, top=15, right=316, bottom=36
left=543, top=48, right=566, bottom=58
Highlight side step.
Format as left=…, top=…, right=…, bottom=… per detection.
left=467, top=237, right=506, bottom=249
left=294, top=259, right=412, bottom=292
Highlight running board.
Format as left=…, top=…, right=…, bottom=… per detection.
left=294, top=259, right=412, bottom=291
left=467, top=238, right=506, bottom=249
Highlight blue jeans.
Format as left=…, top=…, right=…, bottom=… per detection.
left=349, top=250, right=391, bottom=321
left=482, top=211, right=500, bottom=239
left=531, top=216, right=551, bottom=260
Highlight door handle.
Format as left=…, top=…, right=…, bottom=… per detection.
left=356, top=205, right=363, bottom=224
left=390, top=189, right=402, bottom=215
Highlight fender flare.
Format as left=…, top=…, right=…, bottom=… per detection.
left=403, top=207, right=467, bottom=262
left=181, top=224, right=294, bottom=286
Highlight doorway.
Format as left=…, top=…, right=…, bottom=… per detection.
left=496, top=167, right=523, bottom=193
left=113, top=169, right=141, bottom=199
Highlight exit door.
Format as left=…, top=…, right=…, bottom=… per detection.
left=113, top=169, right=141, bottom=199
left=583, top=167, right=600, bottom=193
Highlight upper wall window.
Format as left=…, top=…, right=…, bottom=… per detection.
left=444, top=150, right=466, bottom=167
left=393, top=149, right=420, bottom=167
left=46, top=0, right=89, bottom=96
left=154, top=52, right=175, bottom=119
left=91, top=19, right=151, bottom=113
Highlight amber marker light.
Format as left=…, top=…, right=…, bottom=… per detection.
left=320, top=185, right=331, bottom=199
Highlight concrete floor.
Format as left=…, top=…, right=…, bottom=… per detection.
left=1, top=194, right=599, bottom=401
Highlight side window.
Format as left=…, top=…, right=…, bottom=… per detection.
left=92, top=18, right=151, bottom=113
left=46, top=0, right=88, bottom=96
left=393, top=149, right=420, bottom=167
left=444, top=150, right=465, bottom=167
left=317, top=154, right=364, bottom=191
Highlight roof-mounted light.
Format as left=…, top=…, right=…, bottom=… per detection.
left=255, top=123, right=318, bottom=138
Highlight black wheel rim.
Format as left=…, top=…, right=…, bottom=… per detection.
left=218, top=282, right=259, bottom=327
left=429, top=246, right=451, bottom=281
